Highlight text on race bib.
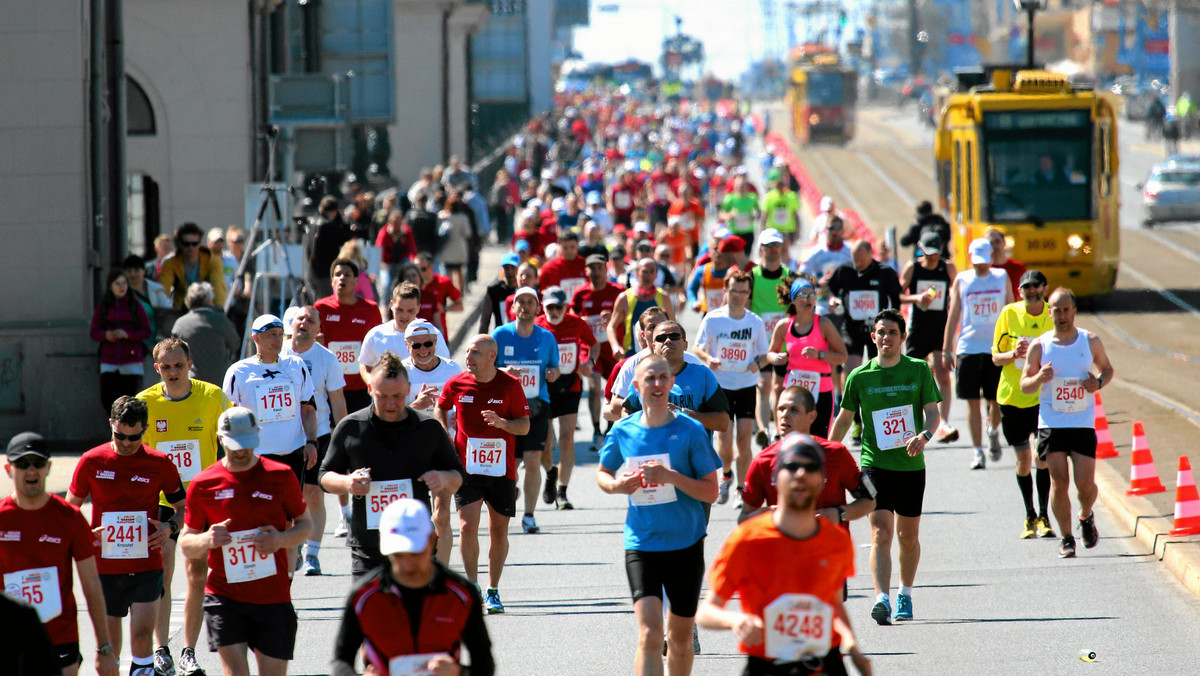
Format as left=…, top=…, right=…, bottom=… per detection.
left=629, top=454, right=677, bottom=506
left=1050, top=377, right=1089, bottom=413
left=366, top=479, right=415, bottom=530
left=716, top=339, right=752, bottom=369
left=466, top=438, right=507, bottom=477
left=734, top=213, right=752, bottom=230
left=965, top=290, right=1002, bottom=327
left=872, top=404, right=917, bottom=450
left=157, top=439, right=201, bottom=482
left=773, top=208, right=790, bottom=224
left=4, top=567, right=62, bottom=622
left=511, top=365, right=540, bottom=398
left=783, top=370, right=822, bottom=405
left=587, top=315, right=607, bottom=343
left=614, top=192, right=632, bottom=209
left=255, top=382, right=296, bottom=422
left=705, top=288, right=726, bottom=311
left=764, top=593, right=833, bottom=660
left=679, top=214, right=694, bottom=229
left=223, top=529, right=278, bottom=584
left=558, top=342, right=579, bottom=375
left=762, top=312, right=785, bottom=334
left=389, top=653, right=452, bottom=676
left=847, top=290, right=879, bottom=321
left=914, top=280, right=947, bottom=312
left=560, top=277, right=586, bottom=300
left=101, top=511, right=148, bottom=560
left=328, top=341, right=363, bottom=375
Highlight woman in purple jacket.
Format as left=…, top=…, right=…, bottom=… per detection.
left=90, top=269, right=151, bottom=411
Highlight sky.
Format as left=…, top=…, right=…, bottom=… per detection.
left=572, top=0, right=768, bottom=80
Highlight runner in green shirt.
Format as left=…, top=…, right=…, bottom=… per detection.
left=829, top=308, right=941, bottom=628
left=760, top=178, right=801, bottom=247
left=719, top=175, right=760, bottom=249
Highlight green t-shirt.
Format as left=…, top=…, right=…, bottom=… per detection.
left=841, top=355, right=942, bottom=471
left=721, top=193, right=759, bottom=233
left=762, top=189, right=801, bottom=233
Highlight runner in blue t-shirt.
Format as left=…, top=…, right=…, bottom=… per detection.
left=622, top=321, right=730, bottom=435
left=598, top=353, right=721, bottom=675
left=492, top=286, right=560, bottom=534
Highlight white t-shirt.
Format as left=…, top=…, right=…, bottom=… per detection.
left=282, top=341, right=346, bottom=436
left=610, top=347, right=703, bottom=402
left=402, top=356, right=463, bottom=407
left=695, top=307, right=769, bottom=391
left=358, top=321, right=451, bottom=368
left=802, top=243, right=854, bottom=314
left=222, top=355, right=316, bottom=456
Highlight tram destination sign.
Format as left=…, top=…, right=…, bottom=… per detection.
left=984, top=110, right=1089, bottom=131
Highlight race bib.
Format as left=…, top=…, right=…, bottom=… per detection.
left=655, top=183, right=670, bottom=200
left=734, top=213, right=752, bottom=230
left=222, top=529, right=277, bottom=584
left=511, top=365, right=540, bottom=398
left=872, top=404, right=917, bottom=450
left=328, top=341, right=362, bottom=375
left=560, top=277, right=586, bottom=300
left=1050, top=377, right=1089, bottom=413
left=679, top=213, right=694, bottom=230
left=965, top=290, right=1002, bottom=327
left=558, top=343, right=579, bottom=374
left=762, top=312, right=786, bottom=335
left=783, top=370, right=822, bottom=405
left=587, top=315, right=607, bottom=343
left=389, top=653, right=452, bottom=676
left=366, top=479, right=415, bottom=530
left=764, top=593, right=833, bottom=660
left=4, top=567, right=62, bottom=622
left=1014, top=358, right=1026, bottom=371
left=717, top=339, right=752, bottom=370
left=705, top=288, right=725, bottom=312
left=847, top=290, right=878, bottom=321
left=773, top=208, right=790, bottom=225
left=629, top=454, right=677, bottom=506
left=466, top=438, right=507, bottom=477
left=614, top=192, right=632, bottom=209
left=914, top=280, right=947, bottom=312
left=157, top=439, right=201, bottom=482
left=255, top=382, right=296, bottom=422
left=101, top=511, right=148, bottom=560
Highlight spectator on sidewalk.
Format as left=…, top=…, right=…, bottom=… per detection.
left=171, top=282, right=241, bottom=385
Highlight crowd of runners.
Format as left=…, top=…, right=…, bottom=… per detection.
left=1, top=86, right=1115, bottom=676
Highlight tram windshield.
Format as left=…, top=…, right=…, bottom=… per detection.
left=982, top=110, right=1093, bottom=222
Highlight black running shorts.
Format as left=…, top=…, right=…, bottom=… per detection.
left=955, top=353, right=1001, bottom=401
left=1036, top=428, right=1097, bottom=461
left=454, top=475, right=518, bottom=518
left=203, top=593, right=297, bottom=660
left=999, top=404, right=1038, bottom=449
left=100, top=570, right=164, bottom=618
left=861, top=467, right=925, bottom=518
left=624, top=538, right=706, bottom=618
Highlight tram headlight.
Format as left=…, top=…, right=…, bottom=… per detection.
left=1067, top=234, right=1084, bottom=250
left=1066, top=233, right=1091, bottom=257
left=809, top=114, right=821, bottom=125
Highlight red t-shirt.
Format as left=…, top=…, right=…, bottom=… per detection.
left=538, top=256, right=588, bottom=299
left=534, top=313, right=596, bottom=392
left=420, top=275, right=462, bottom=337
left=609, top=182, right=637, bottom=217
left=0, top=495, right=96, bottom=644
left=184, top=457, right=307, bottom=605
left=512, top=231, right=547, bottom=260
left=68, top=444, right=185, bottom=575
left=315, top=295, right=381, bottom=391
left=437, top=371, right=530, bottom=480
left=709, top=513, right=855, bottom=655
left=999, top=258, right=1026, bottom=299
left=742, top=437, right=863, bottom=534
left=647, top=171, right=674, bottom=205
left=571, top=282, right=625, bottom=366
left=604, top=356, right=631, bottom=399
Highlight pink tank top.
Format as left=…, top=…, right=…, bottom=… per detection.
left=784, top=315, right=833, bottom=391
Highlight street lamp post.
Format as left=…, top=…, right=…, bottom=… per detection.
left=1013, top=0, right=1047, bottom=70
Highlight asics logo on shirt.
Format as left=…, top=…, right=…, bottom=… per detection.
left=252, top=491, right=274, bottom=500
left=38, top=535, right=62, bottom=544
left=488, top=399, right=504, bottom=404
left=262, top=369, right=282, bottom=379
left=131, top=475, right=151, bottom=484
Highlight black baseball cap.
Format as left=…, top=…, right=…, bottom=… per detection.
left=6, top=432, right=50, bottom=461
left=1019, top=270, right=1048, bottom=287
left=918, top=231, right=943, bottom=255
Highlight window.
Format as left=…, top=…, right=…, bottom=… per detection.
left=982, top=111, right=1093, bottom=222
left=804, top=71, right=845, bottom=106
left=126, top=76, right=155, bottom=136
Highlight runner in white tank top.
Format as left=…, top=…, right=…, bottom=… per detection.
left=1019, top=288, right=1115, bottom=559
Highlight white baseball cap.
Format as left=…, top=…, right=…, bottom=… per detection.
left=251, top=314, right=284, bottom=334
left=969, top=238, right=993, bottom=265
left=282, top=306, right=303, bottom=336
left=403, top=318, right=439, bottom=341
left=513, top=286, right=540, bottom=302
left=819, top=196, right=834, bottom=212
left=378, top=499, right=434, bottom=556
left=217, top=407, right=260, bottom=451
left=759, top=229, right=785, bottom=246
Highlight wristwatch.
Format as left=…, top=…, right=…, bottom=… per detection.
left=836, top=506, right=846, bottom=523
left=97, top=643, right=114, bottom=657
left=305, top=439, right=318, bottom=447
left=168, top=519, right=179, bottom=535
left=921, top=430, right=933, bottom=441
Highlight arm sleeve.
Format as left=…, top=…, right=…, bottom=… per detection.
left=686, top=267, right=704, bottom=305
left=622, top=390, right=642, bottom=412
left=695, top=316, right=711, bottom=351
left=435, top=379, right=456, bottom=412
left=446, top=279, right=463, bottom=303
left=67, top=458, right=89, bottom=500
left=598, top=427, right=624, bottom=472
left=898, top=222, right=922, bottom=246
left=697, top=370, right=729, bottom=413
left=183, top=482, right=208, bottom=531
left=840, top=371, right=860, bottom=412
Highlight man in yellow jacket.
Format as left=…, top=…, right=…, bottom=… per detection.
left=159, top=222, right=227, bottom=309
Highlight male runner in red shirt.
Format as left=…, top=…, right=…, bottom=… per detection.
left=315, top=257, right=382, bottom=413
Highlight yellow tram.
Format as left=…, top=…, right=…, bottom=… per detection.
left=934, top=67, right=1120, bottom=297
left=786, top=44, right=857, bottom=145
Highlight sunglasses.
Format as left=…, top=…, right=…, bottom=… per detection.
left=408, top=340, right=436, bottom=349
left=180, top=240, right=201, bottom=248
left=112, top=429, right=144, bottom=442
left=780, top=460, right=821, bottom=474
left=653, top=332, right=683, bottom=343
left=229, top=238, right=244, bottom=245
left=11, top=457, right=48, bottom=470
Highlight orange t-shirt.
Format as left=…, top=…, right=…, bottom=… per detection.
left=660, top=229, right=689, bottom=265
left=708, top=513, right=855, bottom=657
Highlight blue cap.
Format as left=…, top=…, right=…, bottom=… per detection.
left=501, top=252, right=521, bottom=267
left=514, top=240, right=532, bottom=253
left=789, top=279, right=815, bottom=302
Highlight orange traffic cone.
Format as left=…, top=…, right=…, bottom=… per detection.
left=1126, top=422, right=1166, bottom=495
left=1093, top=392, right=1117, bottom=459
left=1170, top=456, right=1200, bottom=536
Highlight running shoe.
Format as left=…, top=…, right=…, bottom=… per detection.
left=591, top=431, right=604, bottom=451
left=542, top=466, right=558, bottom=505
left=334, top=515, right=349, bottom=537
left=871, top=596, right=892, bottom=625
left=556, top=487, right=574, bottom=510
left=988, top=427, right=1002, bottom=461
left=484, top=588, right=505, bottom=614
left=154, top=646, right=176, bottom=676
left=894, top=593, right=913, bottom=621
left=1036, top=516, right=1057, bottom=539
left=755, top=429, right=770, bottom=448
left=176, top=647, right=206, bottom=676
left=692, top=623, right=701, bottom=654
left=521, top=514, right=540, bottom=534
left=1079, top=513, right=1099, bottom=549
left=733, top=494, right=744, bottom=511
left=1021, top=516, right=1037, bottom=539
left=1059, top=535, right=1077, bottom=558
left=304, top=555, right=322, bottom=576
left=935, top=425, right=959, bottom=443
left=970, top=449, right=986, bottom=470
left=717, top=474, right=734, bottom=505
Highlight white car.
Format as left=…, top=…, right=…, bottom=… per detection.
left=1142, top=159, right=1200, bottom=227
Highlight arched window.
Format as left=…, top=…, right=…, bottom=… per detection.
left=127, top=76, right=156, bottom=136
